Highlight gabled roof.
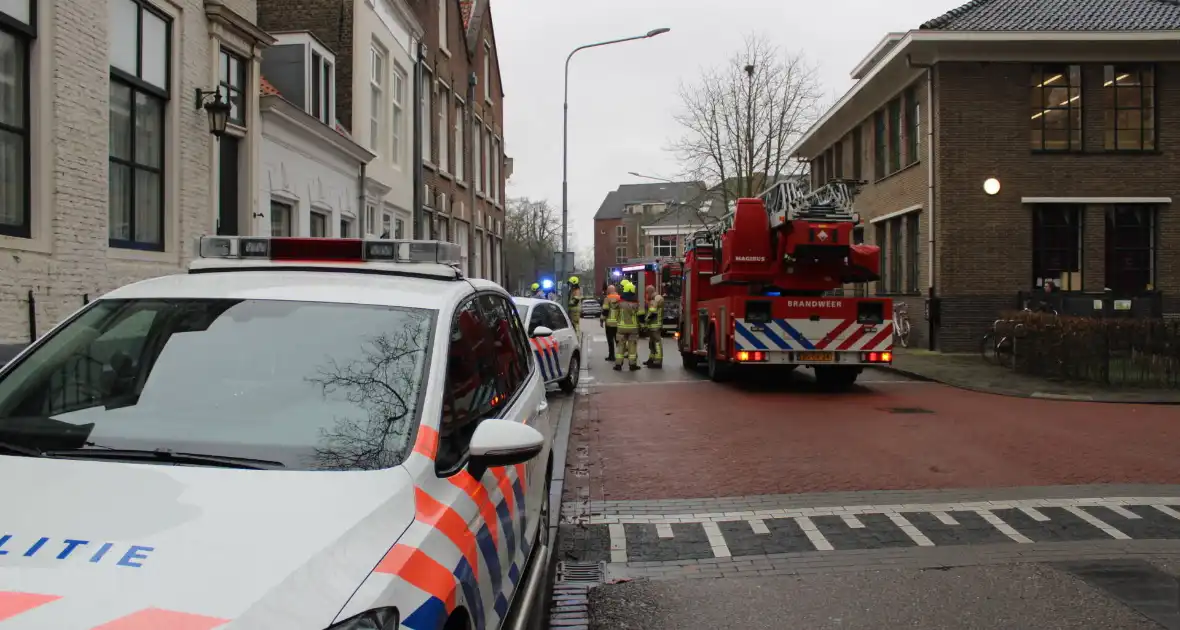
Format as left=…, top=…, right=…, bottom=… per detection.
left=463, top=0, right=506, bottom=99
left=920, top=0, right=1180, bottom=31
left=592, top=181, right=709, bottom=221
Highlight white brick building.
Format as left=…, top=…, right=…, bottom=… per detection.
left=0, top=0, right=272, bottom=349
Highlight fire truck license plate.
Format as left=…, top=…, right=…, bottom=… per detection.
left=799, top=352, right=834, bottom=362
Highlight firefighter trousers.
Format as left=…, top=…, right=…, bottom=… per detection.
left=616, top=331, right=639, bottom=367
left=570, top=309, right=580, bottom=336
left=604, top=325, right=617, bottom=360
left=647, top=326, right=663, bottom=366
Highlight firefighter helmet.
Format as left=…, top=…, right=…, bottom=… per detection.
left=531, top=282, right=540, bottom=291
left=569, top=276, right=580, bottom=286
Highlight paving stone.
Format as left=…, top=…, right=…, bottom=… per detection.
left=993, top=507, right=1113, bottom=543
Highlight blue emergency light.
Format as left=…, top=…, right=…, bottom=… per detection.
left=541, top=279, right=554, bottom=290
left=611, top=269, right=622, bottom=278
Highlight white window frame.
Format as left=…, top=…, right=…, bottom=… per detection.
left=492, top=136, right=501, bottom=204
left=437, top=0, right=448, bottom=53
left=391, top=64, right=406, bottom=166
left=438, top=83, right=450, bottom=172
left=483, top=126, right=491, bottom=196
left=340, top=216, right=354, bottom=238
left=382, top=211, right=393, bottom=237
left=454, top=98, right=464, bottom=181
left=270, top=200, right=293, bottom=236
left=473, top=116, right=483, bottom=191
left=369, top=44, right=386, bottom=156
left=365, top=203, right=377, bottom=236
left=309, top=48, right=334, bottom=125
left=483, top=41, right=491, bottom=102
left=310, top=210, right=328, bottom=237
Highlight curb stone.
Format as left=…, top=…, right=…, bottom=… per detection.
left=874, top=365, right=1180, bottom=406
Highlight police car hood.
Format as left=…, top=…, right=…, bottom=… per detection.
left=0, top=455, right=417, bottom=628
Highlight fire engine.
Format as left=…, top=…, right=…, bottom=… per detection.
left=608, top=257, right=683, bottom=335
left=677, top=178, right=892, bottom=389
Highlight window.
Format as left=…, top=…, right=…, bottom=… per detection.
left=1031, top=205, right=1082, bottom=291
left=421, top=70, right=432, bottom=161
left=394, top=217, right=405, bottom=239
left=615, top=224, right=627, bottom=245
left=888, top=219, right=901, bottom=293
left=309, top=51, right=332, bottom=124
left=310, top=211, right=327, bottom=237
left=873, top=110, right=886, bottom=180
left=381, top=212, right=392, bottom=237
left=438, top=85, right=449, bottom=171
left=887, top=99, right=901, bottom=173
left=437, top=296, right=502, bottom=472
left=391, top=65, right=405, bottom=165
left=340, top=217, right=352, bottom=238
left=369, top=45, right=385, bottom=155
left=905, top=87, right=919, bottom=164
left=109, top=0, right=170, bottom=251
left=874, top=222, right=887, bottom=290
left=365, top=203, right=376, bottom=235
left=539, top=303, right=569, bottom=331
left=1103, top=65, right=1155, bottom=151
left=833, top=142, right=843, bottom=178
left=1031, top=64, right=1082, bottom=152
left=453, top=101, right=463, bottom=180
left=652, top=235, right=676, bottom=258
left=906, top=214, right=920, bottom=292
left=851, top=127, right=862, bottom=181
left=479, top=293, right=530, bottom=394
left=615, top=247, right=626, bottom=263
left=437, top=0, right=447, bottom=52
left=0, top=0, right=33, bottom=239
left=0, top=298, right=433, bottom=470
left=218, top=47, right=245, bottom=126
left=472, top=117, right=482, bottom=190
left=1105, top=205, right=1156, bottom=294
left=270, top=200, right=292, bottom=236
left=483, top=128, right=491, bottom=195
left=483, top=42, right=491, bottom=102
left=492, top=137, right=500, bottom=203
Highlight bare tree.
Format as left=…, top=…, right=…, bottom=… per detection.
left=504, top=197, right=561, bottom=292
left=670, top=33, right=823, bottom=209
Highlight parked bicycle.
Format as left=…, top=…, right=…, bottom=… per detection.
left=980, top=319, right=1017, bottom=367
left=893, top=302, right=912, bottom=348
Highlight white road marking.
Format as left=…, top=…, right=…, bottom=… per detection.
left=840, top=514, right=865, bottom=528
left=592, top=336, right=606, bottom=343
left=1154, top=505, right=1180, bottom=521
left=931, top=511, right=959, bottom=525
left=795, top=516, right=834, bottom=551
left=700, top=521, right=731, bottom=557
left=608, top=524, right=627, bottom=563
left=976, top=509, right=1034, bottom=543
left=748, top=518, right=770, bottom=535
left=887, top=513, right=935, bottom=546
left=1106, top=505, right=1142, bottom=520
left=655, top=523, right=675, bottom=538
left=1020, top=507, right=1050, bottom=522
left=1064, top=506, right=1130, bottom=540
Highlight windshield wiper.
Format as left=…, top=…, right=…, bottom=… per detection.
left=43, top=447, right=285, bottom=470
left=0, top=440, right=45, bottom=457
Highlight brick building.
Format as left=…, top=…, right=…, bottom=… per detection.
left=0, top=0, right=272, bottom=351
left=256, top=0, right=507, bottom=281
left=792, top=0, right=1180, bottom=351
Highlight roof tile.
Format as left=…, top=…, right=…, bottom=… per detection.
left=260, top=76, right=281, bottom=96
left=920, top=0, right=1180, bottom=30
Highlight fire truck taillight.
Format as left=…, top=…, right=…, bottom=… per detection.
left=862, top=351, right=893, bottom=363
left=735, top=351, right=766, bottom=362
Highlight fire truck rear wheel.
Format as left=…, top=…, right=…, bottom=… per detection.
left=681, top=351, right=700, bottom=370
left=707, top=331, right=732, bottom=382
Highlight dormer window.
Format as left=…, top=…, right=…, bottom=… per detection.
left=260, top=32, right=338, bottom=127
left=219, top=48, right=246, bottom=126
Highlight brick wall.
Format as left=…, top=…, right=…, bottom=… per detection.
left=256, top=0, right=352, bottom=128
left=593, top=218, right=622, bottom=287
left=0, top=0, right=247, bottom=344
left=934, top=61, right=1180, bottom=349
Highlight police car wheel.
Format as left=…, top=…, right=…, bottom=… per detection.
left=558, top=354, right=579, bottom=393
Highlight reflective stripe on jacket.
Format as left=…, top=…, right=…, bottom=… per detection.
left=616, top=301, right=640, bottom=332
left=602, top=294, right=620, bottom=327
left=647, top=294, right=664, bottom=326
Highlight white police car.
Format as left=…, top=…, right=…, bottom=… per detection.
left=0, top=236, right=555, bottom=630
left=511, top=298, right=581, bottom=394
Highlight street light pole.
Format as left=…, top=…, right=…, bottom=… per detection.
left=562, top=28, right=669, bottom=303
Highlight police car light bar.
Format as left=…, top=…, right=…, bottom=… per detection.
left=196, top=236, right=462, bottom=266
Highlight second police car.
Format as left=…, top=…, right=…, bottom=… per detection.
left=510, top=299, right=581, bottom=394
left=0, top=236, right=556, bottom=630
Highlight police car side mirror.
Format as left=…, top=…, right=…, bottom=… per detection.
left=468, top=419, right=544, bottom=476
left=531, top=326, right=554, bottom=338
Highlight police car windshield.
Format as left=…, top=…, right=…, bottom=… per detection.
left=0, top=298, right=435, bottom=471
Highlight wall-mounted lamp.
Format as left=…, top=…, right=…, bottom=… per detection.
left=194, top=88, right=231, bottom=138
left=983, top=177, right=1001, bottom=196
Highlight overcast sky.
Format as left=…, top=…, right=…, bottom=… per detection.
left=493, top=0, right=958, bottom=254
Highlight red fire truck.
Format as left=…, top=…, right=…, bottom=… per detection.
left=677, top=178, right=892, bottom=389
left=607, top=257, right=683, bottom=336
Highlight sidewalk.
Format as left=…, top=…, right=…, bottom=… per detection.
left=882, top=349, right=1180, bottom=404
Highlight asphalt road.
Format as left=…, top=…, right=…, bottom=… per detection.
left=550, top=331, right=1180, bottom=630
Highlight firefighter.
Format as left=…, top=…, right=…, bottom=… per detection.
left=643, top=284, right=664, bottom=368
left=600, top=284, right=620, bottom=362
left=567, top=276, right=582, bottom=336
left=614, top=280, right=641, bottom=371
left=530, top=282, right=541, bottom=298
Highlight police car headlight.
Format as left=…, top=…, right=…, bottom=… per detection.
left=326, top=607, right=398, bottom=630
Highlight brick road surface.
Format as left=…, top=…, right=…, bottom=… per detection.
left=549, top=334, right=1180, bottom=630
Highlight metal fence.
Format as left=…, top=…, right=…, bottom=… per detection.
left=1002, top=310, right=1180, bottom=389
